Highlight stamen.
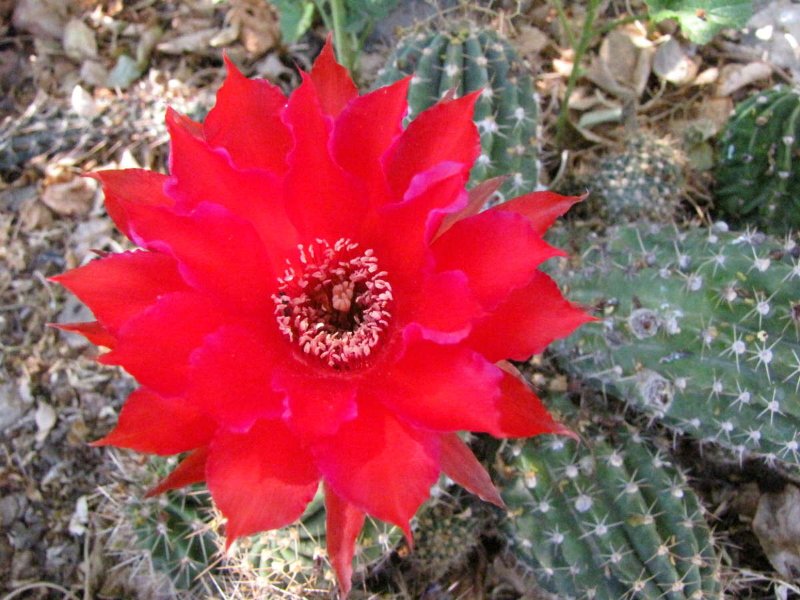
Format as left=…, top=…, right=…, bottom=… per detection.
left=272, top=238, right=393, bottom=369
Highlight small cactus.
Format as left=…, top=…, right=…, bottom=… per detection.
left=550, top=223, right=800, bottom=468
left=501, top=393, right=722, bottom=600
left=376, top=26, right=541, bottom=200
left=219, top=488, right=400, bottom=597
left=409, top=488, right=489, bottom=583
left=117, top=457, right=219, bottom=596
left=715, top=85, right=800, bottom=233
left=581, top=132, right=686, bottom=224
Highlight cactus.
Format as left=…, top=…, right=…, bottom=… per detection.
left=408, top=488, right=490, bottom=583
left=715, top=85, right=800, bottom=233
left=220, top=488, right=400, bottom=597
left=580, top=133, right=686, bottom=224
left=104, top=457, right=220, bottom=598
left=376, top=26, right=541, bottom=201
left=549, top=223, right=800, bottom=468
left=501, top=392, right=722, bottom=600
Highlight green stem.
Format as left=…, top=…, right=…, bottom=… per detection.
left=551, top=0, right=577, bottom=49
left=556, top=0, right=602, bottom=149
left=328, top=0, right=353, bottom=71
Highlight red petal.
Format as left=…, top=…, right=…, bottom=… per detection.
left=331, top=77, right=410, bottom=205
left=203, top=54, right=291, bottom=173
left=164, top=108, right=296, bottom=269
left=367, top=161, right=467, bottom=293
left=468, top=271, right=594, bottom=362
left=92, top=388, right=215, bottom=455
left=378, top=327, right=504, bottom=434
left=273, top=369, right=358, bottom=441
left=309, top=36, right=359, bottom=117
left=494, top=369, right=571, bottom=438
left=492, top=191, right=585, bottom=236
left=100, top=292, right=227, bottom=396
left=283, top=72, right=364, bottom=240
left=435, top=176, right=505, bottom=239
left=324, top=483, right=366, bottom=599
left=147, top=447, right=209, bottom=497
left=187, top=325, right=283, bottom=432
left=383, top=92, right=480, bottom=201
left=89, top=170, right=173, bottom=240
left=122, top=202, right=274, bottom=315
left=312, top=400, right=439, bottom=536
left=207, top=420, right=319, bottom=543
left=433, top=210, right=564, bottom=310
left=405, top=270, right=484, bottom=342
left=440, top=433, right=504, bottom=508
left=52, top=321, right=116, bottom=348
left=51, top=251, right=188, bottom=334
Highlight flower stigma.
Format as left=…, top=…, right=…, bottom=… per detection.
left=273, top=238, right=393, bottom=369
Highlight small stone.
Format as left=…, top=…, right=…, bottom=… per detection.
left=34, top=402, right=57, bottom=443
left=0, top=383, right=28, bottom=432
left=0, top=494, right=27, bottom=529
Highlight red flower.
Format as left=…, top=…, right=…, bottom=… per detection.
left=54, top=40, right=591, bottom=595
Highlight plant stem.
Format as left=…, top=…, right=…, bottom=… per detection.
left=550, top=0, right=577, bottom=49
left=328, top=0, right=353, bottom=71
left=556, top=0, right=602, bottom=149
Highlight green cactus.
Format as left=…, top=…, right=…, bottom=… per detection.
left=501, top=393, right=722, bottom=600
left=122, top=457, right=219, bottom=595
left=715, top=85, right=800, bottom=233
left=550, top=223, right=800, bottom=468
left=376, top=26, right=541, bottom=201
left=571, top=132, right=686, bottom=224
left=408, top=488, right=489, bottom=583
left=221, top=488, right=401, bottom=596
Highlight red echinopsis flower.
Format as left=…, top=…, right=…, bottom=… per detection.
left=54, top=40, right=591, bottom=595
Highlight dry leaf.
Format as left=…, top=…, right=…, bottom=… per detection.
left=70, top=85, right=99, bottom=118
left=34, top=401, right=57, bottom=443
left=653, top=38, right=698, bottom=85
left=41, top=176, right=98, bottom=216
left=586, top=29, right=654, bottom=99
left=157, top=28, right=218, bottom=55
left=514, top=24, right=550, bottom=57
left=716, top=62, right=772, bottom=96
left=698, top=97, right=735, bottom=132
left=62, top=19, right=98, bottom=62
left=12, top=0, right=66, bottom=41
left=228, top=0, right=280, bottom=57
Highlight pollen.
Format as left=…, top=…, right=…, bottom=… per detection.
left=272, top=238, right=393, bottom=369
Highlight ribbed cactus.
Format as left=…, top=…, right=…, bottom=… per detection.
left=715, top=85, right=800, bottom=233
left=582, top=132, right=686, bottom=224
left=221, top=489, right=400, bottom=596
left=408, top=489, right=489, bottom=583
left=550, top=223, right=800, bottom=468
left=123, top=458, right=219, bottom=594
left=501, top=392, right=721, bottom=599
left=376, top=26, right=541, bottom=200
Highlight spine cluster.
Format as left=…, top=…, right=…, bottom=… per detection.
left=550, top=223, right=800, bottom=468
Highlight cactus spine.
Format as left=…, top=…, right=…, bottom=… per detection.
left=715, top=85, right=800, bottom=233
left=376, top=26, right=541, bottom=201
left=220, top=488, right=400, bottom=596
left=501, top=393, right=722, bottom=599
left=550, top=223, right=800, bottom=468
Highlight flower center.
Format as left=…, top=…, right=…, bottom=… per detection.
left=272, top=238, right=393, bottom=369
